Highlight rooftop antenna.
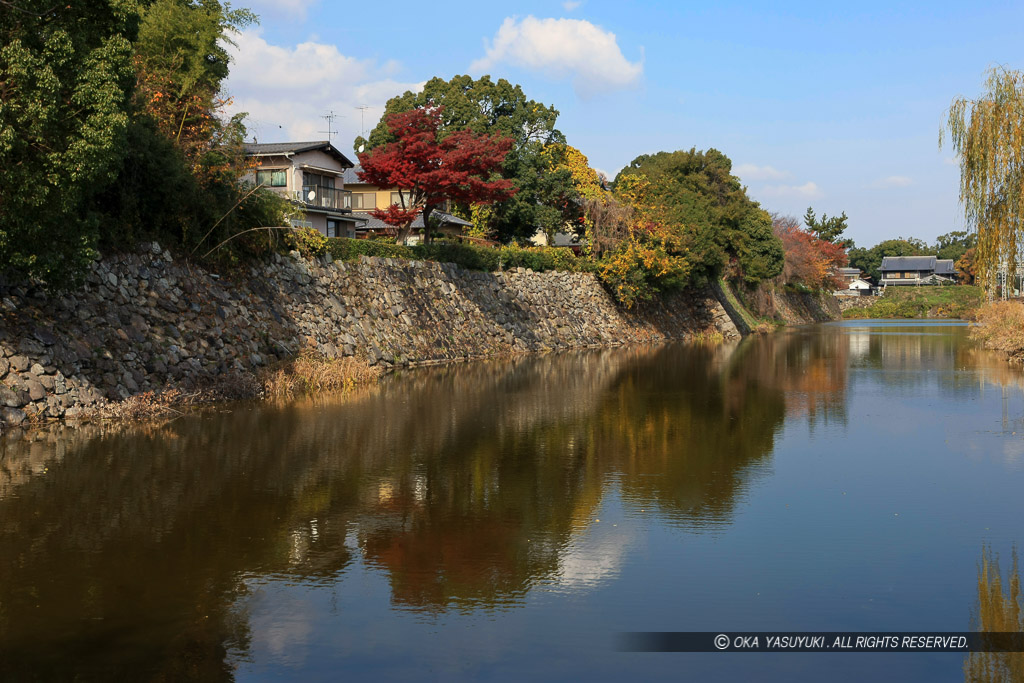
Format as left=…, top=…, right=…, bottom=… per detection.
left=319, top=110, right=342, bottom=141
left=355, top=105, right=371, bottom=138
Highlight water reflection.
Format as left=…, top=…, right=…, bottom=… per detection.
left=0, top=323, right=1015, bottom=679
left=965, top=547, right=1024, bottom=682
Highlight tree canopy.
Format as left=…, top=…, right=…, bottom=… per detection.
left=803, top=206, right=851, bottom=247
left=0, top=0, right=289, bottom=286
left=772, top=214, right=848, bottom=290
left=357, top=108, right=516, bottom=244
left=614, top=148, right=784, bottom=285
left=0, top=1, right=137, bottom=284
left=356, top=75, right=578, bottom=242
left=943, top=66, right=1024, bottom=288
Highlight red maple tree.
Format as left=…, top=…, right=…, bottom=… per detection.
left=357, top=107, right=516, bottom=244
left=773, top=216, right=848, bottom=290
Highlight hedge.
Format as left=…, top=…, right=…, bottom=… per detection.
left=326, top=237, right=594, bottom=274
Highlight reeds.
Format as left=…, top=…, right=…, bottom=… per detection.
left=260, top=347, right=382, bottom=400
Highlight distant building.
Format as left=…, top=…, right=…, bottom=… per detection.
left=341, top=166, right=474, bottom=243
left=879, top=256, right=957, bottom=286
left=837, top=267, right=863, bottom=284
left=243, top=141, right=357, bottom=237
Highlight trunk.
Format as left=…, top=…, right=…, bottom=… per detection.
left=422, top=205, right=436, bottom=245
left=395, top=221, right=414, bottom=245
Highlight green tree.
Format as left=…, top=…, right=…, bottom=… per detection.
left=97, top=0, right=286, bottom=256
left=0, top=1, right=138, bottom=285
left=943, top=66, right=1024, bottom=289
left=803, top=206, right=851, bottom=246
left=933, top=229, right=976, bottom=263
left=614, top=148, right=784, bottom=285
left=356, top=75, right=576, bottom=243
left=133, top=0, right=255, bottom=170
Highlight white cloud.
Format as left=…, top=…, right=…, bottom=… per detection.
left=470, top=16, right=643, bottom=97
left=759, top=181, right=823, bottom=199
left=734, top=163, right=789, bottom=182
left=223, top=29, right=423, bottom=153
left=563, top=0, right=583, bottom=10
left=871, top=175, right=913, bottom=189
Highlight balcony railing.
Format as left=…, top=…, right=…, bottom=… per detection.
left=299, top=185, right=352, bottom=212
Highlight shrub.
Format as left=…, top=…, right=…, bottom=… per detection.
left=972, top=300, right=1024, bottom=359
left=327, top=237, right=415, bottom=261
left=286, top=227, right=329, bottom=257
left=597, top=232, right=690, bottom=308
left=415, top=241, right=500, bottom=271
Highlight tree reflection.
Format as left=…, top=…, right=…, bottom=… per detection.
left=0, top=332, right=858, bottom=676
left=965, top=546, right=1024, bottom=683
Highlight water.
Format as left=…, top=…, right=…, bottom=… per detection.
left=1, top=320, right=1023, bottom=681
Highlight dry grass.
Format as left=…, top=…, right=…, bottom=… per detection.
left=691, top=328, right=726, bottom=344
left=261, top=347, right=382, bottom=400
left=972, top=300, right=1024, bottom=360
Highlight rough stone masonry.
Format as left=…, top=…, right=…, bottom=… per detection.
left=0, top=243, right=741, bottom=430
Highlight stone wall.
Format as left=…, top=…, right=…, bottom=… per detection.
left=739, top=282, right=841, bottom=325
left=0, top=244, right=740, bottom=430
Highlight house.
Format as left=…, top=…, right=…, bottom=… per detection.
left=879, top=256, right=957, bottom=286
left=341, top=166, right=474, bottom=243
left=243, top=141, right=359, bottom=237
left=529, top=229, right=584, bottom=254
left=837, top=267, right=863, bottom=284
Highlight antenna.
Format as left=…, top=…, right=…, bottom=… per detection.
left=355, top=105, right=371, bottom=138
left=319, top=110, right=342, bottom=141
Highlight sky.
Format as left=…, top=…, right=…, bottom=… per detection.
left=223, top=0, right=1024, bottom=248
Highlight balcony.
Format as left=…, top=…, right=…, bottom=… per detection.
left=299, top=185, right=352, bottom=212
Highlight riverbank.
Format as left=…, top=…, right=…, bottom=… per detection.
left=0, top=243, right=743, bottom=431
left=841, top=285, right=983, bottom=319
left=971, top=299, right=1024, bottom=363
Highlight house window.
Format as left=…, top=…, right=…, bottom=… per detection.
left=891, top=272, right=901, bottom=279
left=391, top=191, right=418, bottom=207
left=327, top=219, right=339, bottom=238
left=352, top=192, right=377, bottom=210
left=257, top=169, right=288, bottom=187
left=304, top=172, right=335, bottom=189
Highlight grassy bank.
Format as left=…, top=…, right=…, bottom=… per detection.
left=842, top=285, right=983, bottom=319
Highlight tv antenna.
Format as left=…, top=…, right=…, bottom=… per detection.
left=319, top=110, right=342, bottom=140
left=355, top=105, right=372, bottom=137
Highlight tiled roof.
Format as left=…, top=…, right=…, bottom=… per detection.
left=243, top=141, right=354, bottom=168
left=342, top=166, right=364, bottom=185
left=880, top=256, right=937, bottom=271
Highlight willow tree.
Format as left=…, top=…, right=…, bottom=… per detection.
left=943, top=67, right=1024, bottom=293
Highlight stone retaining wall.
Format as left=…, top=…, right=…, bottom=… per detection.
left=0, top=244, right=740, bottom=429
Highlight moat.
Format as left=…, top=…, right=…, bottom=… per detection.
left=2, top=320, right=1022, bottom=682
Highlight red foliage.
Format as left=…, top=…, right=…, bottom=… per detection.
left=357, top=108, right=516, bottom=242
left=773, top=220, right=848, bottom=290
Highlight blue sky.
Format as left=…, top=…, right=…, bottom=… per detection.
left=224, top=0, right=1024, bottom=247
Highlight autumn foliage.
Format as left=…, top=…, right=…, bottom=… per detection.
left=772, top=215, right=848, bottom=290
left=357, top=108, right=516, bottom=244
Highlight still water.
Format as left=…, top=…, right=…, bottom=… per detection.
left=2, top=320, right=1023, bottom=681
